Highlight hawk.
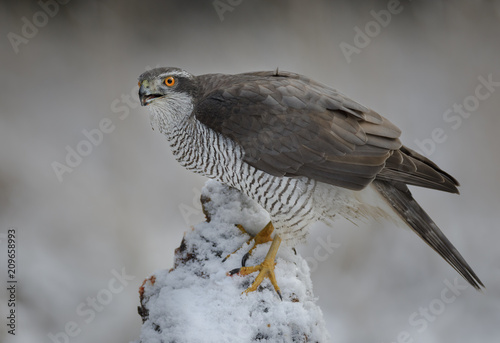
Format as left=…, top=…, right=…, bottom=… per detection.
left=138, top=67, right=483, bottom=297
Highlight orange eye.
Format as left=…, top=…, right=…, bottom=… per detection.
left=164, top=76, right=175, bottom=87
left=138, top=81, right=141, bottom=87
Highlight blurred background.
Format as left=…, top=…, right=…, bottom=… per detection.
left=1, top=0, right=499, bottom=342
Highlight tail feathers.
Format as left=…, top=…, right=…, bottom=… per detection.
left=373, top=180, right=484, bottom=290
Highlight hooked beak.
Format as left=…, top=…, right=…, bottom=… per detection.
left=139, top=83, right=163, bottom=106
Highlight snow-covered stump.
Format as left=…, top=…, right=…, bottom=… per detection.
left=135, top=180, right=330, bottom=343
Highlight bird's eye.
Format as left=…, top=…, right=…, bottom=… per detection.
left=164, top=77, right=175, bottom=87
left=138, top=81, right=141, bottom=87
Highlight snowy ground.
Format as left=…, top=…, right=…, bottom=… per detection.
left=135, top=181, right=329, bottom=343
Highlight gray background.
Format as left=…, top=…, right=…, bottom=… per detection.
left=1, top=0, right=499, bottom=342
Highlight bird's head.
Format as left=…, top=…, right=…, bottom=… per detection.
left=138, top=67, right=198, bottom=106
left=138, top=67, right=198, bottom=130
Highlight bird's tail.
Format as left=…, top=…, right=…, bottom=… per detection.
left=373, top=180, right=484, bottom=290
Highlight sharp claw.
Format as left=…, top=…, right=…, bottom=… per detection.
left=228, top=268, right=241, bottom=276
left=277, top=290, right=283, bottom=301
left=241, top=252, right=250, bottom=267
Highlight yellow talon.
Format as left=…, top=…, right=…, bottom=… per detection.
left=227, top=222, right=283, bottom=300
left=223, top=222, right=274, bottom=262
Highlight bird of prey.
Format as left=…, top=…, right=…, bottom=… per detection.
left=138, top=67, right=483, bottom=297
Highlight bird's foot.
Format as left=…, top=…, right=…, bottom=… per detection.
left=222, top=221, right=274, bottom=263
left=228, top=232, right=282, bottom=300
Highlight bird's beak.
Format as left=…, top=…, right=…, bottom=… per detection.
left=139, top=88, right=150, bottom=107
left=139, top=81, right=163, bottom=106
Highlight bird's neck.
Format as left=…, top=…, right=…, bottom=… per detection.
left=149, top=94, right=194, bottom=134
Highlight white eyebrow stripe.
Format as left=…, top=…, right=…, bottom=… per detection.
left=158, top=70, right=192, bottom=79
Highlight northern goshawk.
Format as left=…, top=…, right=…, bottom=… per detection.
left=138, top=67, right=483, bottom=297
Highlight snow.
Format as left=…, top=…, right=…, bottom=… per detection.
left=133, top=180, right=330, bottom=343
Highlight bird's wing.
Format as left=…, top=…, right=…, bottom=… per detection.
left=377, top=145, right=459, bottom=193
left=195, top=71, right=458, bottom=193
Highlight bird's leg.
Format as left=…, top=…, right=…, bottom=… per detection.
left=222, top=221, right=274, bottom=263
left=228, top=223, right=282, bottom=300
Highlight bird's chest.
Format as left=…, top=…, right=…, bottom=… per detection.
left=166, top=122, right=243, bottom=184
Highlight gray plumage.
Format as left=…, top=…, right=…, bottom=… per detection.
left=138, top=67, right=483, bottom=290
